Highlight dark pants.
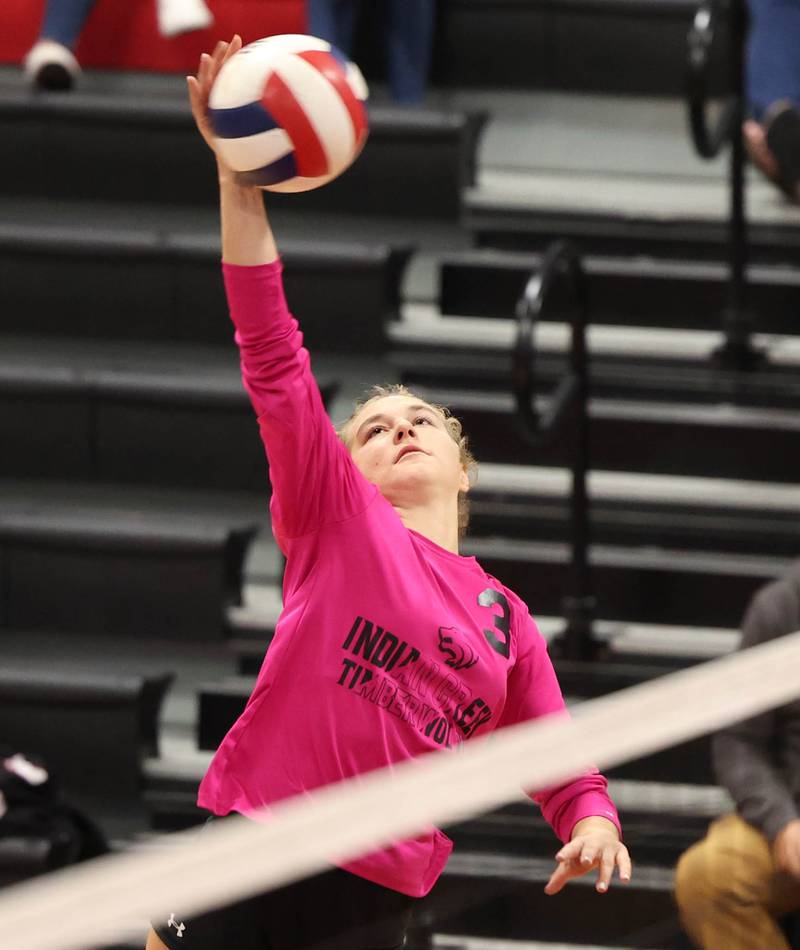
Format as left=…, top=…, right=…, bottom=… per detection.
left=747, top=0, right=800, bottom=118
left=307, top=0, right=435, bottom=103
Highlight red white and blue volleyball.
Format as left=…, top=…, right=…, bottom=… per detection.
left=209, top=34, right=369, bottom=193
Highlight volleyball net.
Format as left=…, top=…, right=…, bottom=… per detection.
left=2, top=630, right=800, bottom=950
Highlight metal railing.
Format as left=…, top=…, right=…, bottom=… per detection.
left=688, top=0, right=762, bottom=369
left=512, top=241, right=596, bottom=661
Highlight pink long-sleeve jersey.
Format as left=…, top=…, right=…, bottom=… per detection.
left=197, top=259, right=620, bottom=898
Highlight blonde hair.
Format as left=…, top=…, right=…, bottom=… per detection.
left=338, top=384, right=477, bottom=537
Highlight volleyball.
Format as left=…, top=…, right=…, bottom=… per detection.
left=208, top=34, right=369, bottom=193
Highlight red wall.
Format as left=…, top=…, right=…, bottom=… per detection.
left=2, top=0, right=307, bottom=72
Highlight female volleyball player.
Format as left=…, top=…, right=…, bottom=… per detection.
left=147, top=37, right=631, bottom=950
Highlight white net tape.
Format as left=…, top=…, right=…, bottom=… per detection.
left=3, top=630, right=800, bottom=950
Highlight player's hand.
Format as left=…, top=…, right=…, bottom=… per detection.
left=544, top=817, right=632, bottom=895
left=773, top=819, right=800, bottom=880
left=187, top=36, right=242, bottom=160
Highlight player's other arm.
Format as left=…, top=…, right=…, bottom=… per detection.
left=498, top=613, right=629, bottom=894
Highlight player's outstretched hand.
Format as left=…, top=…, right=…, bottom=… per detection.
left=545, top=818, right=632, bottom=896
left=187, top=36, right=243, bottom=158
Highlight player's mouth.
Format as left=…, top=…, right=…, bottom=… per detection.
left=394, top=446, right=429, bottom=463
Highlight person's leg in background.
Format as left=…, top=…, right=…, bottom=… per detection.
left=744, top=0, right=800, bottom=199
left=25, top=0, right=97, bottom=89
left=307, top=0, right=360, bottom=56
left=386, top=0, right=434, bottom=104
left=674, top=813, right=800, bottom=949
left=40, top=0, right=97, bottom=50
left=746, top=0, right=800, bottom=120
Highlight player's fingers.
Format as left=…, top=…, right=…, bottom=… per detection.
left=596, top=846, right=616, bottom=893
left=186, top=75, right=216, bottom=149
left=187, top=75, right=209, bottom=119
left=211, top=42, right=230, bottom=76
left=198, top=52, right=212, bottom=89
left=544, top=861, right=573, bottom=896
left=555, top=839, right=582, bottom=863
left=221, top=35, right=241, bottom=66
left=210, top=39, right=237, bottom=89
left=617, top=845, right=632, bottom=883
left=220, top=36, right=237, bottom=65
left=580, top=845, right=598, bottom=868
left=186, top=76, right=202, bottom=114
left=208, top=51, right=227, bottom=88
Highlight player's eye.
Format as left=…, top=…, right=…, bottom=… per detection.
left=414, top=416, right=432, bottom=425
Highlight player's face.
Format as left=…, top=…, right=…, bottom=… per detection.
left=348, top=395, right=469, bottom=505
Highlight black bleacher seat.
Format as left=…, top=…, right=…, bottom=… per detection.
left=0, top=668, right=172, bottom=829
left=466, top=484, right=800, bottom=557
left=0, top=337, right=342, bottom=487
left=422, top=856, right=683, bottom=947
left=428, top=0, right=726, bottom=97
left=408, top=386, right=800, bottom=484
left=438, top=250, right=800, bottom=333
left=0, top=482, right=258, bottom=639
left=0, top=91, right=484, bottom=221
left=396, top=342, right=800, bottom=409
left=0, top=364, right=90, bottom=480
left=0, top=220, right=410, bottom=354
left=464, top=197, right=800, bottom=265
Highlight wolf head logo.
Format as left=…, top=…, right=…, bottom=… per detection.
left=437, top=627, right=479, bottom=671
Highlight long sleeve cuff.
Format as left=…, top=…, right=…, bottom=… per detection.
left=560, top=792, right=622, bottom=842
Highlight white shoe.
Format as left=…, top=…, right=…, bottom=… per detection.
left=156, top=0, right=214, bottom=37
left=24, top=39, right=80, bottom=91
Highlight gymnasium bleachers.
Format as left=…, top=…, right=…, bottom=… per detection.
left=2, top=1, right=800, bottom=948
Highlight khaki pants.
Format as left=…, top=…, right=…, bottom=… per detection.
left=675, top=813, right=800, bottom=949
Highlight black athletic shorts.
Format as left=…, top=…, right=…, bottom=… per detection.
left=153, top=821, right=416, bottom=950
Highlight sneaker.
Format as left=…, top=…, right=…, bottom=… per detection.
left=23, top=39, right=80, bottom=91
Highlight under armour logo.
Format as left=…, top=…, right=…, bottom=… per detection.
left=167, top=913, right=186, bottom=938
left=437, top=627, right=478, bottom=671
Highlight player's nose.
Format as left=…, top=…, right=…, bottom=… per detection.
left=394, top=420, right=416, bottom=441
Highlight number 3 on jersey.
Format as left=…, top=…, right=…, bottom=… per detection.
left=478, top=588, right=511, bottom=658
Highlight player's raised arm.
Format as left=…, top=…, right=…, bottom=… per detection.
left=187, top=36, right=278, bottom=266
left=183, top=38, right=374, bottom=550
